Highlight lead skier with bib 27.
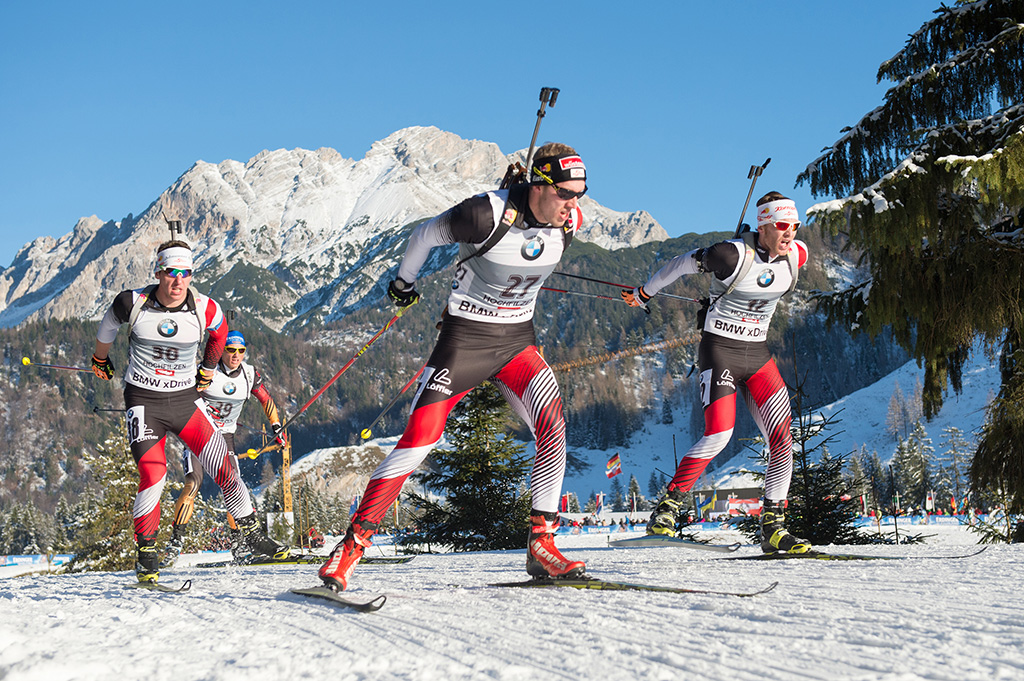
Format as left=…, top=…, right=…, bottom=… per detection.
left=319, top=143, right=588, bottom=591
left=622, top=192, right=812, bottom=554
left=91, top=241, right=288, bottom=583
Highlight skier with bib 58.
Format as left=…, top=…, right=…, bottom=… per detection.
left=91, top=241, right=288, bottom=583
left=622, top=192, right=812, bottom=554
left=319, top=143, right=588, bottom=591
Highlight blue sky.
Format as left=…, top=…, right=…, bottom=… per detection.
left=0, top=1, right=941, bottom=267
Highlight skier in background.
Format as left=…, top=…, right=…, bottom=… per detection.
left=161, top=329, right=287, bottom=567
left=319, top=143, right=589, bottom=591
left=91, top=241, right=288, bottom=583
left=622, top=192, right=812, bottom=554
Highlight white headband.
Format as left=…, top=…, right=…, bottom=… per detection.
left=756, top=199, right=800, bottom=228
left=156, top=246, right=194, bottom=271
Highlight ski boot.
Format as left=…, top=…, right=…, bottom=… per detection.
left=159, top=532, right=184, bottom=569
left=646, top=488, right=686, bottom=536
left=136, top=535, right=160, bottom=584
left=228, top=527, right=243, bottom=561
left=526, top=511, right=585, bottom=579
left=760, top=500, right=811, bottom=554
left=236, top=514, right=291, bottom=562
left=319, top=520, right=376, bottom=591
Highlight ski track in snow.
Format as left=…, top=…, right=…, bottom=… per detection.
left=1, top=527, right=1022, bottom=681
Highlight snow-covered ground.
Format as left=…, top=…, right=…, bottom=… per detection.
left=2, top=524, right=1021, bottom=681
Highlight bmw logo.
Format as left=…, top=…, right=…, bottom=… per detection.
left=451, top=279, right=460, bottom=290
left=521, top=236, right=545, bottom=261
left=224, top=383, right=236, bottom=395
left=158, top=319, right=178, bottom=337
left=757, top=269, right=776, bottom=288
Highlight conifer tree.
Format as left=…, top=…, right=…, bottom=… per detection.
left=609, top=477, right=626, bottom=512
left=64, top=424, right=178, bottom=572
left=939, top=425, right=974, bottom=508
left=891, top=423, right=935, bottom=511
left=736, top=345, right=866, bottom=545
left=626, top=475, right=643, bottom=513
left=798, top=0, right=1024, bottom=506
left=401, top=382, right=533, bottom=552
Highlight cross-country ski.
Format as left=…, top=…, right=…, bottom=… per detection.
left=125, top=579, right=192, bottom=593
left=728, top=546, right=990, bottom=562
left=608, top=535, right=742, bottom=552
left=290, top=587, right=387, bottom=613
left=489, top=576, right=777, bottom=597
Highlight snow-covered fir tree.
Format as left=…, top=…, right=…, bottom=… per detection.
left=799, top=0, right=1024, bottom=507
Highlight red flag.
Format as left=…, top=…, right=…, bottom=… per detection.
left=560, top=493, right=569, bottom=513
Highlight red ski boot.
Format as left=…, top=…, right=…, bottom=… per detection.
left=319, top=520, right=376, bottom=591
left=526, top=511, right=586, bottom=579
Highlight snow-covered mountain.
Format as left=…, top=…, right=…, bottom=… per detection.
left=0, top=126, right=667, bottom=330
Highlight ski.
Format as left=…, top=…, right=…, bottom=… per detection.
left=196, top=553, right=324, bottom=568
left=729, top=546, right=989, bottom=562
left=195, top=554, right=413, bottom=568
left=126, top=579, right=192, bottom=593
left=489, top=575, right=777, bottom=597
left=361, top=555, right=415, bottom=565
left=290, top=586, right=386, bottom=612
left=608, top=535, right=742, bottom=552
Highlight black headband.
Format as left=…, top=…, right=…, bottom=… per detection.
left=531, top=154, right=587, bottom=185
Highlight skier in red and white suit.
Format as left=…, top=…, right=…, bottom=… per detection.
left=623, top=191, right=813, bottom=554
left=91, top=241, right=287, bottom=583
left=320, top=143, right=589, bottom=590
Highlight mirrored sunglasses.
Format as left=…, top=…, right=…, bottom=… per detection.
left=772, top=221, right=801, bottom=232
left=162, top=268, right=193, bottom=278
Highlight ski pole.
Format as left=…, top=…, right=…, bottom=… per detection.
left=22, top=356, right=94, bottom=373
left=551, top=272, right=701, bottom=303
left=359, top=364, right=426, bottom=440
left=733, top=158, right=771, bottom=238
left=541, top=285, right=630, bottom=304
left=243, top=300, right=419, bottom=459
left=92, top=406, right=124, bottom=414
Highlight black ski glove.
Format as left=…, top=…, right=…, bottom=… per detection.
left=387, top=278, right=420, bottom=309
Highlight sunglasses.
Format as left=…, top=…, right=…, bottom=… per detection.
left=772, top=221, right=801, bottom=232
left=224, top=347, right=245, bottom=354
left=533, top=167, right=587, bottom=200
left=162, top=268, right=193, bottom=278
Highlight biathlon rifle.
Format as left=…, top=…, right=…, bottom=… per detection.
left=499, top=87, right=559, bottom=189
left=733, top=158, right=771, bottom=238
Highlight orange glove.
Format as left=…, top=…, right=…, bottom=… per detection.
left=91, top=354, right=114, bottom=380
left=620, top=286, right=651, bottom=308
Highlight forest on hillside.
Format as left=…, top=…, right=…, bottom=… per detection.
left=0, top=228, right=909, bottom=514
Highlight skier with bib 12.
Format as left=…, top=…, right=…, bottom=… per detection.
left=622, top=192, right=812, bottom=554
